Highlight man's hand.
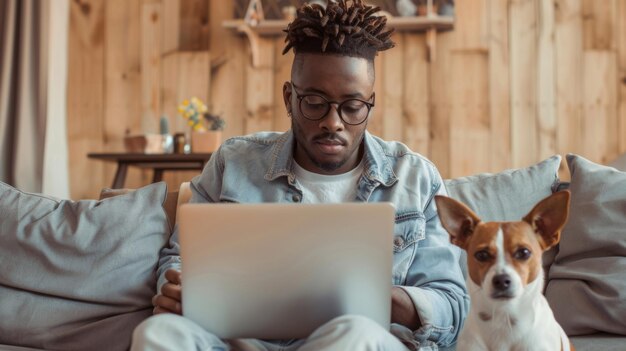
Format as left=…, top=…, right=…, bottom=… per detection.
left=152, top=269, right=182, bottom=315
left=391, top=286, right=422, bottom=330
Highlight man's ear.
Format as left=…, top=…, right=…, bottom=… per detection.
left=283, top=81, right=292, bottom=117
left=522, top=191, right=570, bottom=250
left=434, top=195, right=481, bottom=249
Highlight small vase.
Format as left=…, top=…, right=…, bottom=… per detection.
left=191, top=130, right=222, bottom=153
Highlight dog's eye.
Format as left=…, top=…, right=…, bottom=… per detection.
left=474, top=250, right=492, bottom=262
left=514, top=248, right=531, bottom=260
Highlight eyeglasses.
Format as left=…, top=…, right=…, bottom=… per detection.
left=290, top=81, right=375, bottom=126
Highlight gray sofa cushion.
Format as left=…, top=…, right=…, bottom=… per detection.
left=545, top=154, right=626, bottom=336
left=443, top=155, right=561, bottom=222
left=444, top=155, right=562, bottom=274
left=608, top=152, right=626, bottom=171
left=0, top=181, right=170, bottom=350
left=570, top=333, right=626, bottom=351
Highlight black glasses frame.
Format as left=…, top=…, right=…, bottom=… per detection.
left=290, top=81, right=375, bottom=126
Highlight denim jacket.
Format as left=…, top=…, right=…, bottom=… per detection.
left=158, top=130, right=468, bottom=349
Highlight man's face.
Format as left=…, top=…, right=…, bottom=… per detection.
left=284, top=54, right=375, bottom=175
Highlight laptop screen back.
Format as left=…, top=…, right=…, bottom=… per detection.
left=178, top=202, right=395, bottom=339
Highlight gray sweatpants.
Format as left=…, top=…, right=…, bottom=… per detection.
left=131, top=314, right=413, bottom=351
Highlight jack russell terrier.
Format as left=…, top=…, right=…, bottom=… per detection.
left=435, top=191, right=574, bottom=351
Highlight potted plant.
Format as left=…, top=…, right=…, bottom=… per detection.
left=193, top=111, right=225, bottom=153
left=178, top=97, right=225, bottom=153
left=203, top=112, right=226, bottom=132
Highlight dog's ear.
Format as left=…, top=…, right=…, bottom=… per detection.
left=434, top=195, right=481, bottom=250
left=522, top=190, right=570, bottom=250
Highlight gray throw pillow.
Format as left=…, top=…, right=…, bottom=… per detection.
left=443, top=155, right=562, bottom=277
left=608, top=152, right=626, bottom=171
left=0, top=181, right=170, bottom=350
left=545, top=154, right=626, bottom=336
left=444, top=155, right=561, bottom=221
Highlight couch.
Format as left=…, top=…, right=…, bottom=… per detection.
left=1, top=153, right=624, bottom=350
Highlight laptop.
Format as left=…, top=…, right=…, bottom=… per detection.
left=178, top=202, right=395, bottom=340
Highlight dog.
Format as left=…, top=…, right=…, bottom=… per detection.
left=435, top=191, right=575, bottom=351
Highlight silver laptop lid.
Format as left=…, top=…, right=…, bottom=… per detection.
left=178, top=202, right=395, bottom=339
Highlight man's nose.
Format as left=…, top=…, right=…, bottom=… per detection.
left=319, top=104, right=344, bottom=132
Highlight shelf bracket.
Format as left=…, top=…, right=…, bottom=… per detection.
left=235, top=23, right=274, bottom=69
left=426, top=28, right=437, bottom=62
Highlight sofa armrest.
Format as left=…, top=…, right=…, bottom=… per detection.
left=99, top=185, right=179, bottom=231
left=176, top=182, right=192, bottom=222
left=99, top=182, right=191, bottom=229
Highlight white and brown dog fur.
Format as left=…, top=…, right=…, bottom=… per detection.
left=435, top=191, right=575, bottom=351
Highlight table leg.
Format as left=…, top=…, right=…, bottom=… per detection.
left=112, top=163, right=129, bottom=189
left=153, top=169, right=164, bottom=183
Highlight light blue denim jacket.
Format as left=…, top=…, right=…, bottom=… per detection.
left=158, top=130, right=468, bottom=349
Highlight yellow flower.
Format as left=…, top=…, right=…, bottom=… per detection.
left=178, top=97, right=212, bottom=131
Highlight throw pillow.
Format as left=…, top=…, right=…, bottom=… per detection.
left=608, top=152, right=626, bottom=171
left=0, top=181, right=170, bottom=350
left=444, top=155, right=562, bottom=274
left=545, top=154, right=626, bottom=335
left=443, top=155, right=561, bottom=221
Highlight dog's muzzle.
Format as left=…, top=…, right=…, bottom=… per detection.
left=491, top=273, right=515, bottom=299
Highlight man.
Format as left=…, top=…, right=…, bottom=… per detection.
left=132, top=1, right=468, bottom=350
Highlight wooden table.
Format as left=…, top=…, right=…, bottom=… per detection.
left=87, top=152, right=213, bottom=188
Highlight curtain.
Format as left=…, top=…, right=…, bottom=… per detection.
left=0, top=0, right=69, bottom=197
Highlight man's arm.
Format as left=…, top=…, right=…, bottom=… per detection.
left=396, top=182, right=469, bottom=347
left=391, top=286, right=421, bottom=329
left=153, top=147, right=225, bottom=313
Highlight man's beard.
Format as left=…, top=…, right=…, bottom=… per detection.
left=302, top=134, right=347, bottom=173
left=291, top=118, right=365, bottom=173
left=308, top=151, right=344, bottom=172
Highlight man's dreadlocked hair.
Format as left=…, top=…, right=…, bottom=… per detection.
left=282, top=0, right=395, bottom=60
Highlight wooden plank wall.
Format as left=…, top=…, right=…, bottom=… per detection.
left=68, top=0, right=106, bottom=199
left=67, top=0, right=626, bottom=199
left=68, top=0, right=214, bottom=199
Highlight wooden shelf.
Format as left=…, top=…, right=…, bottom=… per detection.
left=223, top=16, right=454, bottom=36
left=388, top=15, right=455, bottom=31
left=223, top=19, right=287, bottom=36
left=223, top=16, right=454, bottom=65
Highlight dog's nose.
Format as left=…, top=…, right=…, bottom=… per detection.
left=492, top=274, right=512, bottom=291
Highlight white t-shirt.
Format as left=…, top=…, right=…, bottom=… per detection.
left=293, top=160, right=364, bottom=203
